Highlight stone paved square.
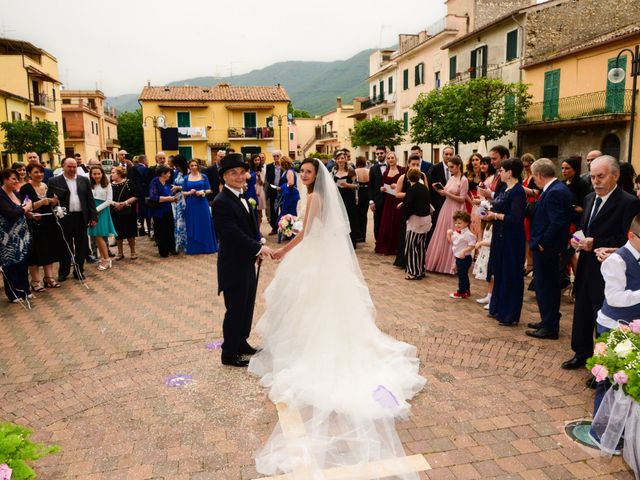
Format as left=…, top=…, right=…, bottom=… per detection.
left=0, top=223, right=633, bottom=479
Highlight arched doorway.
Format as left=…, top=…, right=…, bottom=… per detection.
left=601, top=133, right=621, bottom=160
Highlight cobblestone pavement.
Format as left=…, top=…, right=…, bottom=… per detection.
left=0, top=222, right=633, bottom=479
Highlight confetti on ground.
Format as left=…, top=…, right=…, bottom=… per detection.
left=373, top=385, right=399, bottom=409
left=205, top=340, right=224, bottom=349
left=164, top=374, right=194, bottom=387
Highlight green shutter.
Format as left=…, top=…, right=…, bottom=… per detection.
left=379, top=80, right=384, bottom=100
left=606, top=56, right=626, bottom=113
left=414, top=64, right=424, bottom=86
left=403, top=69, right=409, bottom=90
left=388, top=76, right=393, bottom=95
left=542, top=69, right=560, bottom=120
left=403, top=112, right=409, bottom=133
left=505, top=94, right=515, bottom=123
left=372, top=85, right=377, bottom=100
left=470, top=49, right=477, bottom=79
left=449, top=56, right=457, bottom=81
left=177, top=112, right=190, bottom=127
left=178, top=146, right=192, bottom=160
left=243, top=112, right=257, bottom=128
left=506, top=30, right=518, bottom=61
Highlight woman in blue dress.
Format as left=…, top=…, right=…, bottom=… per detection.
left=277, top=156, right=300, bottom=220
left=171, top=155, right=188, bottom=253
left=183, top=159, right=217, bottom=255
left=245, top=155, right=259, bottom=223
left=486, top=158, right=526, bottom=326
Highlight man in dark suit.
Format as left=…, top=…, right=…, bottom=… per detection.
left=426, top=145, right=455, bottom=245
left=265, top=150, right=282, bottom=235
left=562, top=155, right=640, bottom=369
left=212, top=154, right=274, bottom=367
left=525, top=158, right=573, bottom=339
left=368, top=146, right=388, bottom=240
left=411, top=145, right=432, bottom=178
left=205, top=150, right=223, bottom=198
left=47, top=157, right=98, bottom=281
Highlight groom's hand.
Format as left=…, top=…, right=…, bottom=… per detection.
left=259, top=246, right=275, bottom=260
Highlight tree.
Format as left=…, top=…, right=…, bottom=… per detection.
left=288, top=103, right=312, bottom=118
left=410, top=78, right=531, bottom=149
left=0, top=119, right=59, bottom=155
left=350, top=117, right=405, bottom=148
left=116, top=109, right=144, bottom=155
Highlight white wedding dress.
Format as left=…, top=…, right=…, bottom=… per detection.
left=248, top=164, right=426, bottom=479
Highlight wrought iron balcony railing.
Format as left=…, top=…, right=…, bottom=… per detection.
left=227, top=127, right=274, bottom=139
left=449, top=64, right=503, bottom=84
left=523, top=89, right=632, bottom=124
left=33, top=92, right=55, bottom=110
left=361, top=93, right=386, bottom=110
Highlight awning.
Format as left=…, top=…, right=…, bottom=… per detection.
left=25, top=65, right=60, bottom=84
left=226, top=104, right=275, bottom=110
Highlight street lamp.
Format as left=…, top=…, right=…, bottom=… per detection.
left=608, top=45, right=639, bottom=163
left=270, top=113, right=292, bottom=151
left=142, top=114, right=166, bottom=155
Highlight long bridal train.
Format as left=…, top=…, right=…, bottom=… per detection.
left=248, top=161, right=426, bottom=478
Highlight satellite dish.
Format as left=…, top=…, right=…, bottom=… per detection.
left=608, top=67, right=626, bottom=84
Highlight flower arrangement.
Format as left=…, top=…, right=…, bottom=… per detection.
left=278, top=214, right=298, bottom=239
left=587, top=321, right=640, bottom=401
left=0, top=422, right=59, bottom=480
left=247, top=198, right=257, bottom=209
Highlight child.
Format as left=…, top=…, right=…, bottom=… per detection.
left=473, top=221, right=493, bottom=309
left=447, top=211, right=476, bottom=299
left=401, top=167, right=431, bottom=280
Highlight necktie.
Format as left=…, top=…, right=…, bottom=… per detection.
left=586, top=196, right=603, bottom=235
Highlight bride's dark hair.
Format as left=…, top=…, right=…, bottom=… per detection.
left=300, top=158, right=320, bottom=193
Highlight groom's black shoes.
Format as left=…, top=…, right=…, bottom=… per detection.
left=239, top=344, right=261, bottom=355
left=221, top=354, right=250, bottom=367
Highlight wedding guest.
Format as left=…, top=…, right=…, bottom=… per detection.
left=20, top=164, right=60, bottom=290
left=26, top=152, right=52, bottom=183
left=148, top=165, right=177, bottom=257
left=525, top=158, right=573, bottom=340
left=618, top=162, right=636, bottom=195
left=88, top=166, right=117, bottom=271
left=250, top=154, right=267, bottom=225
left=1, top=168, right=33, bottom=302
left=133, top=154, right=150, bottom=236
left=466, top=153, right=484, bottom=238
left=109, top=167, right=138, bottom=260
left=485, top=158, right=526, bottom=326
left=448, top=211, right=476, bottom=298
left=402, top=167, right=431, bottom=280
left=375, top=151, right=404, bottom=255
left=425, top=154, right=468, bottom=274
left=368, top=146, right=388, bottom=240
left=277, top=156, right=300, bottom=220
left=332, top=151, right=358, bottom=248
left=521, top=153, right=539, bottom=276
left=427, top=146, right=455, bottom=246
left=562, top=156, right=590, bottom=227
left=171, top=155, right=188, bottom=253
left=354, top=156, right=370, bottom=243
left=562, top=156, right=640, bottom=369
left=394, top=155, right=426, bottom=267
left=11, top=162, right=27, bottom=189
left=635, top=174, right=640, bottom=199
left=473, top=221, right=493, bottom=305
left=245, top=155, right=260, bottom=215
left=265, top=150, right=282, bottom=234
left=183, top=159, right=216, bottom=254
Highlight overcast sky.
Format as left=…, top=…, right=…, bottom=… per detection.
left=0, top=0, right=446, bottom=96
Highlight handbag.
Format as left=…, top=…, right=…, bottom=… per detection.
left=145, top=197, right=160, bottom=209
left=113, top=181, right=133, bottom=216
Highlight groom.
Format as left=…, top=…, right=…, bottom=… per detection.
left=212, top=153, right=274, bottom=367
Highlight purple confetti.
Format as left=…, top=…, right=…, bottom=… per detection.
left=373, top=385, right=400, bottom=409
left=165, top=374, right=193, bottom=387
left=205, top=340, right=224, bottom=350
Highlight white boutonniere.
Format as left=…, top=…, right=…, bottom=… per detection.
left=248, top=198, right=257, bottom=209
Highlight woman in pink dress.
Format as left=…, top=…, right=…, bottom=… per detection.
left=425, top=155, right=469, bottom=274
left=374, top=152, right=404, bottom=255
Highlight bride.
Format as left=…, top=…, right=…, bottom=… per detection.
left=248, top=158, right=426, bottom=478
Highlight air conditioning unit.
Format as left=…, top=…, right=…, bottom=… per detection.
left=381, top=108, right=388, bottom=115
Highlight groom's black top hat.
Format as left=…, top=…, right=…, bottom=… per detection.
left=219, top=153, right=249, bottom=176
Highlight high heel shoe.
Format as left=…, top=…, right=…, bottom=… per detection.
left=97, top=259, right=112, bottom=271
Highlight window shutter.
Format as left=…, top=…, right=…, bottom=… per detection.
left=388, top=76, right=393, bottom=95
left=449, top=56, right=457, bottom=81
left=177, top=112, right=191, bottom=127
left=403, top=112, right=409, bottom=133
left=403, top=69, right=409, bottom=90
left=506, top=30, right=518, bottom=61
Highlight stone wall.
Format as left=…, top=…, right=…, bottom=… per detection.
left=525, top=0, right=640, bottom=65
left=474, top=0, right=535, bottom=29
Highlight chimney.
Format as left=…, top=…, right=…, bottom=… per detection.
left=147, top=80, right=150, bottom=87
left=336, top=97, right=343, bottom=109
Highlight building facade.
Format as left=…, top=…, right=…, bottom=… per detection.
left=61, top=90, right=119, bottom=162
left=0, top=38, right=64, bottom=168
left=139, top=84, right=290, bottom=164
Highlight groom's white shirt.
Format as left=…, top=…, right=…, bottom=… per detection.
left=224, top=184, right=264, bottom=256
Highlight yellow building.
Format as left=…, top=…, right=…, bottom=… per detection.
left=139, top=84, right=290, bottom=164
left=520, top=26, right=640, bottom=167
left=61, top=90, right=119, bottom=162
left=0, top=37, right=64, bottom=168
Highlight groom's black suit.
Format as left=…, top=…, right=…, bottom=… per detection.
left=212, top=186, right=262, bottom=360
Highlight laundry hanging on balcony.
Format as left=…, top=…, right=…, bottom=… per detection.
left=177, top=127, right=207, bottom=138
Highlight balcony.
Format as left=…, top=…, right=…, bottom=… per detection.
left=64, top=129, right=85, bottom=140
left=315, top=129, right=337, bottom=141
left=106, top=138, right=120, bottom=148
left=521, top=90, right=632, bottom=127
left=449, top=64, right=503, bottom=84
left=227, top=127, right=274, bottom=139
left=32, top=92, right=55, bottom=111
left=178, top=126, right=208, bottom=141
left=361, top=93, right=386, bottom=111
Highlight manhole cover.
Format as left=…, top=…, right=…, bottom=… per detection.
left=565, top=420, right=599, bottom=449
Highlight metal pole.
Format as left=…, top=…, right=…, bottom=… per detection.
left=154, top=121, right=158, bottom=155
left=628, top=45, right=639, bottom=163
left=278, top=116, right=282, bottom=151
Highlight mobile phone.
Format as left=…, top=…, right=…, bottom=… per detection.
left=433, top=182, right=443, bottom=190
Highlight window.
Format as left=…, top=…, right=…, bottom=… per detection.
left=379, top=80, right=384, bottom=101
left=403, top=112, right=409, bottom=133
left=107, top=126, right=111, bottom=139
left=289, top=132, right=294, bottom=141
left=177, top=111, right=191, bottom=128
left=372, top=85, right=377, bottom=101
left=414, top=62, right=424, bottom=86
left=95, top=122, right=98, bottom=135
left=91, top=122, right=94, bottom=134
left=403, top=69, right=409, bottom=90
left=178, top=146, right=193, bottom=160
left=62, top=99, right=71, bottom=104
left=504, top=94, right=515, bottom=123
left=542, top=69, right=560, bottom=120
left=11, top=111, right=21, bottom=121
left=243, top=112, right=257, bottom=128
left=470, top=46, right=488, bottom=78
left=606, top=56, right=626, bottom=113
left=506, top=29, right=519, bottom=61
left=434, top=71, right=441, bottom=89
left=540, top=145, right=558, bottom=159
left=388, top=76, right=393, bottom=95
left=449, top=56, right=457, bottom=81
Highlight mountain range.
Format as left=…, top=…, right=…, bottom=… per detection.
left=107, top=49, right=373, bottom=116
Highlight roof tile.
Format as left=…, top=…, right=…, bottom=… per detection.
left=139, top=84, right=290, bottom=102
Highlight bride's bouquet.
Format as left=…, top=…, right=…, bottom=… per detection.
left=277, top=215, right=303, bottom=243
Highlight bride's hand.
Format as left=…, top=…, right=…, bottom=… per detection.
left=272, top=248, right=286, bottom=260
